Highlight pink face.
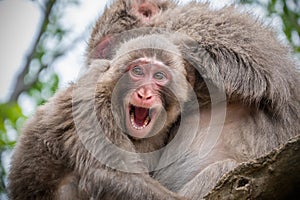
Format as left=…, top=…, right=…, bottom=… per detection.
left=124, top=59, right=172, bottom=139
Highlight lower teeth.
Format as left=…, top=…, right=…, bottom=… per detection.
left=130, top=113, right=150, bottom=130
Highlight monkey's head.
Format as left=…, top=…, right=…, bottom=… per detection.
left=108, top=35, right=191, bottom=139
left=87, top=0, right=176, bottom=62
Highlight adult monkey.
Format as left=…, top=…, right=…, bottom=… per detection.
left=87, top=0, right=300, bottom=199
left=8, top=35, right=196, bottom=200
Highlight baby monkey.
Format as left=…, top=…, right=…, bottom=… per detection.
left=8, top=34, right=194, bottom=200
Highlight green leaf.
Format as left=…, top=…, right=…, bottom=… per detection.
left=0, top=103, right=24, bottom=124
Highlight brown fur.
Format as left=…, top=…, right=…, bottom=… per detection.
left=8, top=35, right=191, bottom=200
left=86, top=0, right=176, bottom=62
left=86, top=0, right=300, bottom=199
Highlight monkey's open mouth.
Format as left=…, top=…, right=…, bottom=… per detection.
left=129, top=105, right=151, bottom=130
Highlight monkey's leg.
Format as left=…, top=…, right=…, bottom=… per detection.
left=178, top=159, right=238, bottom=200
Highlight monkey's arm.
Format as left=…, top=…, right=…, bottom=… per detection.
left=168, top=5, right=300, bottom=114
left=178, top=159, right=238, bottom=200
left=78, top=165, right=187, bottom=200
left=7, top=99, right=74, bottom=200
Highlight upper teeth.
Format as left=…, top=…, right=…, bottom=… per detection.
left=130, top=113, right=150, bottom=130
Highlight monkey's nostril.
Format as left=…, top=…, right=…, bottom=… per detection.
left=137, top=93, right=152, bottom=101
left=138, top=93, right=143, bottom=99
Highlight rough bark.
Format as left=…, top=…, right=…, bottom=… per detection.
left=205, top=135, right=300, bottom=200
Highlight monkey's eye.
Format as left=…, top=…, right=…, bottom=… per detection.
left=132, top=66, right=144, bottom=76
left=153, top=72, right=166, bottom=80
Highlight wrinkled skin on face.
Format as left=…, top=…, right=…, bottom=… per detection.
left=123, top=58, right=173, bottom=138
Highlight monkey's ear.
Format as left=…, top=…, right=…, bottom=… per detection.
left=129, top=0, right=162, bottom=23
left=91, top=35, right=115, bottom=59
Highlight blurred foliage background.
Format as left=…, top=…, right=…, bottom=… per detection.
left=0, top=0, right=299, bottom=198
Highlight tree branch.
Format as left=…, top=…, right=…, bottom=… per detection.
left=8, top=0, right=56, bottom=103
left=205, top=135, right=300, bottom=200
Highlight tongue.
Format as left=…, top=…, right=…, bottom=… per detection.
left=134, top=107, right=149, bottom=126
